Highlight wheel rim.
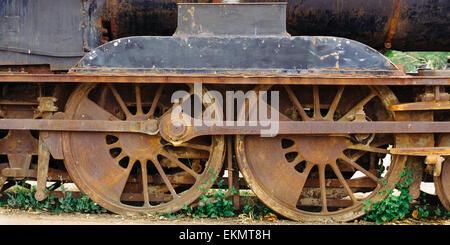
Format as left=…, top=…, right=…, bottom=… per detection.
left=62, top=83, right=224, bottom=214
left=236, top=85, right=407, bottom=221
left=434, top=134, right=450, bottom=211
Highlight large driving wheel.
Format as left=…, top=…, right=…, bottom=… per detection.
left=62, top=83, right=224, bottom=215
left=434, top=134, right=450, bottom=211
left=236, top=85, right=407, bottom=222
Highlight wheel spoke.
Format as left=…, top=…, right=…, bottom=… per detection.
left=349, top=138, right=392, bottom=161
left=284, top=85, right=311, bottom=121
left=281, top=148, right=304, bottom=167
left=346, top=144, right=389, bottom=154
left=107, top=141, right=121, bottom=149
left=313, top=86, right=322, bottom=119
left=152, top=157, right=180, bottom=199
left=260, top=97, right=293, bottom=121
left=112, top=159, right=137, bottom=202
left=78, top=97, right=119, bottom=121
left=115, top=151, right=127, bottom=160
left=135, top=84, right=143, bottom=115
left=330, top=162, right=358, bottom=204
left=108, top=84, right=132, bottom=119
left=139, top=160, right=151, bottom=207
left=338, top=91, right=376, bottom=121
left=318, top=164, right=328, bottom=213
left=281, top=161, right=314, bottom=207
left=147, top=84, right=165, bottom=118
left=289, top=154, right=305, bottom=167
left=162, top=85, right=194, bottom=119
left=160, top=149, right=200, bottom=179
left=325, top=86, right=344, bottom=120
left=98, top=85, right=109, bottom=108
left=339, top=154, right=379, bottom=183
left=292, top=161, right=315, bottom=204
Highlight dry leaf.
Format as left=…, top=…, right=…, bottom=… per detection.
left=263, top=213, right=277, bottom=222
left=412, top=209, right=419, bottom=219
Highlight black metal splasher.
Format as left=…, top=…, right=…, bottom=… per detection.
left=73, top=2, right=401, bottom=76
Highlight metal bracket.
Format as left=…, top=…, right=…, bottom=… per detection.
left=35, top=136, right=50, bottom=201
left=425, top=155, right=445, bottom=177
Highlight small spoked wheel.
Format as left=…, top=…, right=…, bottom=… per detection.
left=62, top=83, right=224, bottom=214
left=236, top=85, right=407, bottom=222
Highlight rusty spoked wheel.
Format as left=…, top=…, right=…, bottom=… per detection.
left=62, top=83, right=224, bottom=215
left=236, top=85, right=407, bottom=222
left=434, top=134, right=450, bottom=211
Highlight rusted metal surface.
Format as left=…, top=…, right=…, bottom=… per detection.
left=1, top=168, right=36, bottom=179
left=235, top=84, right=409, bottom=221
left=60, top=83, right=225, bottom=215
left=160, top=118, right=450, bottom=144
left=0, top=1, right=448, bottom=221
left=174, top=3, right=288, bottom=37
left=1, top=0, right=447, bottom=71
left=389, top=101, right=450, bottom=111
left=434, top=134, right=450, bottom=211
left=77, top=3, right=400, bottom=76
left=74, top=38, right=398, bottom=75
left=1, top=73, right=449, bottom=85
left=390, top=147, right=450, bottom=156
left=99, top=0, right=450, bottom=51
left=0, top=0, right=103, bottom=70
left=35, top=137, right=50, bottom=201
left=390, top=86, right=450, bottom=111
left=1, top=111, right=448, bottom=137
left=419, top=69, right=450, bottom=77
left=226, top=136, right=240, bottom=209
left=0, top=118, right=158, bottom=134
left=0, top=105, right=38, bottom=183
left=394, top=111, right=435, bottom=200
left=40, top=113, right=65, bottom=160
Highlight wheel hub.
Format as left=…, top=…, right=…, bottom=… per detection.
left=295, top=136, right=349, bottom=165
left=118, top=133, right=162, bottom=159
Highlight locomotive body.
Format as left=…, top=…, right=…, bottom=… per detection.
left=1, top=0, right=449, bottom=71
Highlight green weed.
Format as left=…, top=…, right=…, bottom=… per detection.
left=362, top=167, right=450, bottom=224
left=385, top=50, right=449, bottom=73
left=1, top=182, right=106, bottom=214
left=362, top=167, right=415, bottom=224
left=241, top=196, right=273, bottom=220
left=182, top=172, right=236, bottom=219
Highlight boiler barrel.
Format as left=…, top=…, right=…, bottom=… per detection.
left=100, top=0, right=449, bottom=51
